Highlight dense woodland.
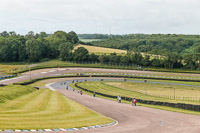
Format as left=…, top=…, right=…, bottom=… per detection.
left=0, top=31, right=79, bottom=62
left=0, top=32, right=200, bottom=70
left=79, top=34, right=200, bottom=70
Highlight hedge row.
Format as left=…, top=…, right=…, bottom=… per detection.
left=75, top=83, right=200, bottom=112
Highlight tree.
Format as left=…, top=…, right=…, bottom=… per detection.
left=109, top=53, right=120, bottom=64
left=120, top=55, right=130, bottom=64
left=26, top=31, right=35, bottom=39
left=183, top=53, right=196, bottom=70
left=58, top=42, right=74, bottom=61
left=25, top=39, right=42, bottom=62
left=141, top=55, right=151, bottom=66
left=163, top=52, right=182, bottom=69
left=0, top=31, right=9, bottom=37
left=0, top=38, right=12, bottom=62
left=73, top=47, right=89, bottom=62
left=99, top=54, right=109, bottom=64
left=88, top=53, right=99, bottom=62
left=39, top=32, right=48, bottom=38
left=130, top=52, right=143, bottom=65
left=53, top=31, right=67, bottom=42
left=67, top=31, right=79, bottom=44
left=151, top=58, right=162, bottom=67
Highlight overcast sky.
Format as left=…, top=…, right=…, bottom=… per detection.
left=0, top=0, right=200, bottom=35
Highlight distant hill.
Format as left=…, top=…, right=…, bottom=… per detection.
left=81, top=34, right=200, bottom=56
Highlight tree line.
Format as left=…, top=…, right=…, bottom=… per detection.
left=0, top=31, right=200, bottom=70
left=0, top=31, right=79, bottom=62
left=80, top=34, right=200, bottom=70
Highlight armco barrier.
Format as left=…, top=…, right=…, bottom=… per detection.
left=75, top=83, right=200, bottom=112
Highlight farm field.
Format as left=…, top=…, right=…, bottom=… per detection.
left=71, top=81, right=200, bottom=105
left=0, top=85, right=112, bottom=130
left=74, top=44, right=127, bottom=55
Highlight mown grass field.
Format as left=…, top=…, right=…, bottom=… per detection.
left=74, top=44, right=127, bottom=55
left=0, top=85, right=112, bottom=130
left=72, top=81, right=200, bottom=105
left=69, top=80, right=200, bottom=115
left=106, top=81, right=200, bottom=99
left=0, top=64, right=27, bottom=75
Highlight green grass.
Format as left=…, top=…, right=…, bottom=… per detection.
left=0, top=86, right=112, bottom=130
left=0, top=64, right=28, bottom=75
left=74, top=81, right=200, bottom=104
left=69, top=82, right=200, bottom=115
left=126, top=78, right=200, bottom=86
left=0, top=85, right=36, bottom=103
left=106, top=81, right=200, bottom=99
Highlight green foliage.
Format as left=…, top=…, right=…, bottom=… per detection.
left=58, top=42, right=74, bottom=61
left=91, top=34, right=197, bottom=55
left=0, top=31, right=78, bottom=63
left=78, top=34, right=110, bottom=39
left=25, top=39, right=42, bottom=62
left=73, top=47, right=89, bottom=61
left=68, top=31, right=79, bottom=44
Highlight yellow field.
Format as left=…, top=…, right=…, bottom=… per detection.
left=74, top=44, right=127, bottom=55
left=74, top=44, right=163, bottom=59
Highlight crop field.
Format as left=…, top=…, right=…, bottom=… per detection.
left=72, top=81, right=200, bottom=105
left=74, top=44, right=163, bottom=59
left=0, top=85, right=112, bottom=130
left=74, top=44, right=127, bottom=55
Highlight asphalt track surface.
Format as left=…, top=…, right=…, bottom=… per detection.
left=1, top=68, right=200, bottom=133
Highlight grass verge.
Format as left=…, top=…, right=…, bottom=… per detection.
left=0, top=83, right=113, bottom=130
left=69, top=81, right=200, bottom=115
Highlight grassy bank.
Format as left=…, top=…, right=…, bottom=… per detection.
left=73, top=81, right=200, bottom=104
left=0, top=85, right=36, bottom=103
left=0, top=83, right=112, bottom=130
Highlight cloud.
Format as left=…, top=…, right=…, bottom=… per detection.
left=0, top=0, right=200, bottom=34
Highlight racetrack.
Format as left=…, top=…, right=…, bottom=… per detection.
left=52, top=79, right=200, bottom=133
left=1, top=68, right=200, bottom=133
left=1, top=67, right=200, bottom=85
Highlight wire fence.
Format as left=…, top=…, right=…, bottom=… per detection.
left=126, top=88, right=200, bottom=102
